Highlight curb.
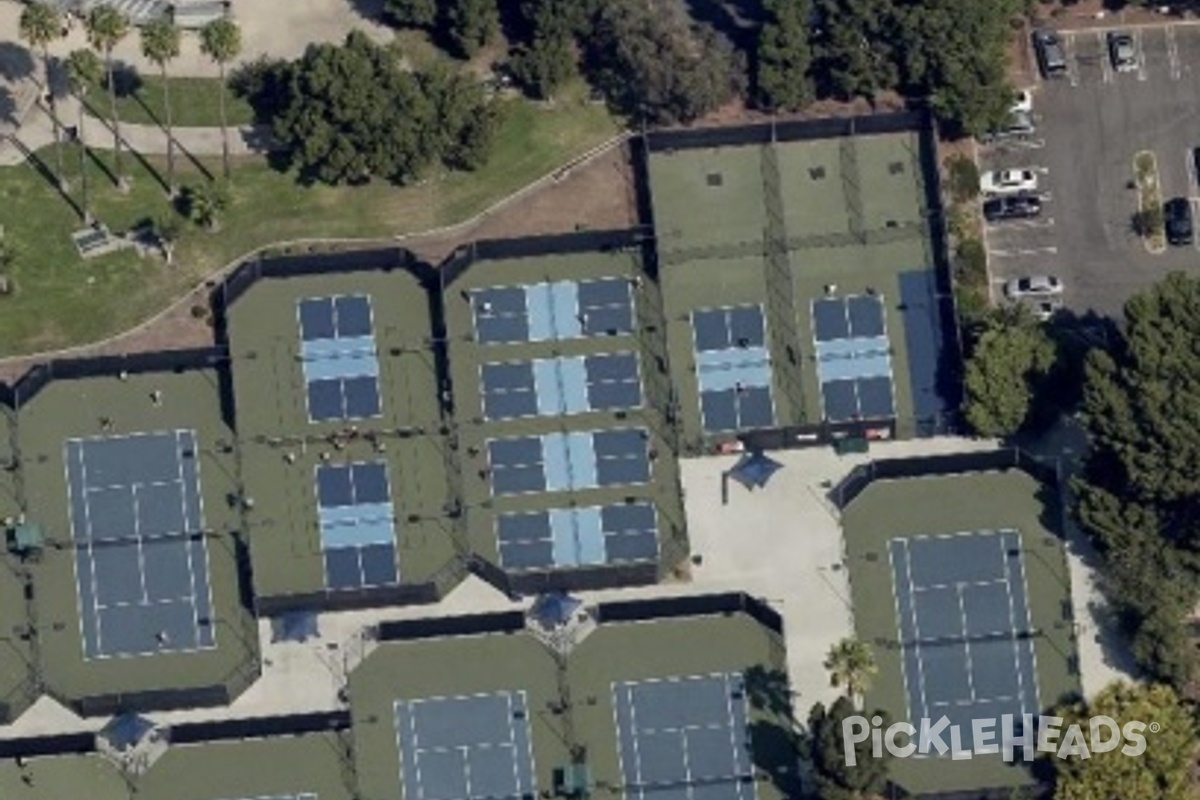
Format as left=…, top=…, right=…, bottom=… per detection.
left=1133, top=149, right=1166, bottom=255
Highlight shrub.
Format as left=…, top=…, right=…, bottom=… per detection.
left=945, top=154, right=980, bottom=204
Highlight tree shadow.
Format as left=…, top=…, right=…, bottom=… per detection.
left=743, top=666, right=802, bottom=798
left=342, top=0, right=387, bottom=23
left=679, top=0, right=766, bottom=56
left=108, top=61, right=144, bottom=100
left=0, top=41, right=36, bottom=84
left=80, top=95, right=169, bottom=194
left=0, top=90, right=16, bottom=126
left=5, top=133, right=84, bottom=219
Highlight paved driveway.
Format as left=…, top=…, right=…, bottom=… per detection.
left=982, top=22, right=1200, bottom=317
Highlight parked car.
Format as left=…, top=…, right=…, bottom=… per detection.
left=981, top=111, right=1036, bottom=143
left=1164, top=197, right=1193, bottom=246
left=1108, top=31, right=1137, bottom=72
left=1010, top=89, right=1033, bottom=115
left=1005, top=275, right=1064, bottom=299
left=1033, top=29, right=1068, bottom=78
left=984, top=194, right=1042, bottom=222
left=980, top=168, right=1038, bottom=196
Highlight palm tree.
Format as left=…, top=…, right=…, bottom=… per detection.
left=140, top=18, right=181, bottom=194
left=66, top=49, right=103, bottom=223
left=19, top=1, right=66, bottom=188
left=824, top=637, right=877, bottom=706
left=199, top=18, right=242, bottom=180
left=84, top=5, right=130, bottom=189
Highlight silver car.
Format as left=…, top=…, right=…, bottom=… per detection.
left=1005, top=275, right=1064, bottom=299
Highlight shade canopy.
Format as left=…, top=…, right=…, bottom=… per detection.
left=271, top=610, right=320, bottom=643
left=530, top=592, right=582, bottom=628
left=728, top=450, right=783, bottom=490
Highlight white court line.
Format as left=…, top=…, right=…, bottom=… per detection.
left=887, top=542, right=915, bottom=726
left=173, top=431, right=203, bottom=645
left=76, top=443, right=107, bottom=658
left=1012, top=533, right=1043, bottom=712
left=955, top=583, right=978, bottom=703
left=900, top=539, right=932, bottom=723
left=999, top=534, right=1032, bottom=718
left=626, top=684, right=647, bottom=800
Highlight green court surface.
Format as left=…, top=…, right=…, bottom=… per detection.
left=349, top=612, right=794, bottom=800
left=0, top=753, right=127, bottom=800
left=134, top=731, right=355, bottom=800
left=0, top=409, right=37, bottom=724
left=649, top=130, right=944, bottom=442
left=649, top=146, right=767, bottom=254
left=13, top=369, right=259, bottom=709
left=841, top=469, right=1079, bottom=795
left=226, top=268, right=461, bottom=601
left=445, top=249, right=688, bottom=577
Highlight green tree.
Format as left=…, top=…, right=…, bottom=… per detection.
left=806, top=697, right=891, bottom=800
left=421, top=64, right=500, bottom=170
left=272, top=32, right=435, bottom=184
left=893, top=0, right=1020, bottom=135
left=963, top=311, right=1056, bottom=437
left=756, top=0, right=813, bottom=111
left=85, top=5, right=130, bottom=188
left=383, top=0, right=437, bottom=28
left=810, top=0, right=898, bottom=100
left=19, top=1, right=66, bottom=188
left=140, top=18, right=181, bottom=194
left=823, top=637, right=877, bottom=705
left=586, top=0, right=744, bottom=124
left=445, top=0, right=499, bottom=58
left=200, top=17, right=243, bottom=181
left=66, top=48, right=103, bottom=223
left=510, top=32, right=575, bottom=99
left=1052, top=682, right=1196, bottom=800
left=1075, top=272, right=1200, bottom=687
left=179, top=182, right=228, bottom=231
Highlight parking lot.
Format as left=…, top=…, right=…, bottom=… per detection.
left=981, top=22, right=1200, bottom=316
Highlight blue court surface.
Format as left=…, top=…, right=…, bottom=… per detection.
left=613, top=673, right=754, bottom=800
left=315, top=461, right=398, bottom=590
left=487, top=428, right=650, bottom=496
left=692, top=306, right=774, bottom=433
left=812, top=295, right=896, bottom=423
left=472, top=277, right=635, bottom=344
left=65, top=430, right=214, bottom=659
left=495, top=502, right=658, bottom=570
left=298, top=294, right=382, bottom=423
left=395, top=691, right=537, bottom=800
left=889, top=530, right=1040, bottom=735
left=480, top=353, right=642, bottom=421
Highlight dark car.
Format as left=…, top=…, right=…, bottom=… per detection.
left=1108, top=31, right=1137, bottom=73
left=984, top=193, right=1042, bottom=222
left=1165, top=197, right=1193, bottom=246
left=1033, top=29, right=1068, bottom=78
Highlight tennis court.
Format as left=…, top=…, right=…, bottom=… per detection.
left=298, top=294, right=382, bottom=423
left=64, top=430, right=215, bottom=659
left=889, top=530, right=1040, bottom=734
left=613, top=673, right=755, bottom=800
left=472, top=277, right=635, bottom=344
left=394, top=691, right=537, bottom=800
left=487, top=428, right=650, bottom=496
left=480, top=353, right=643, bottom=421
left=315, top=461, right=398, bottom=591
left=692, top=306, right=774, bottom=433
left=495, top=502, right=658, bottom=570
left=812, top=294, right=896, bottom=423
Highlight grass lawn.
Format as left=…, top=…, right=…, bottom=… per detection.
left=0, top=86, right=619, bottom=357
left=85, top=72, right=256, bottom=128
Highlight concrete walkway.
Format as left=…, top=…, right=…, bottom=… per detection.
left=1, top=94, right=271, bottom=166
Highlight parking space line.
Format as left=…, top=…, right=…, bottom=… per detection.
left=1135, top=29, right=1148, bottom=81
left=1191, top=199, right=1200, bottom=251
left=989, top=247, right=1059, bottom=257
left=1187, top=149, right=1196, bottom=196
left=1167, top=26, right=1181, bottom=80
left=1066, top=32, right=1081, bottom=87
left=989, top=218, right=1055, bottom=231
left=1097, top=32, right=1113, bottom=84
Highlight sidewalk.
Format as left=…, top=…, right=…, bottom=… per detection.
left=0, top=93, right=274, bottom=166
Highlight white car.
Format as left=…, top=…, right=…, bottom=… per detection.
left=1005, top=275, right=1063, bottom=299
left=1010, top=89, right=1033, bottom=115
left=980, top=168, right=1038, bottom=196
